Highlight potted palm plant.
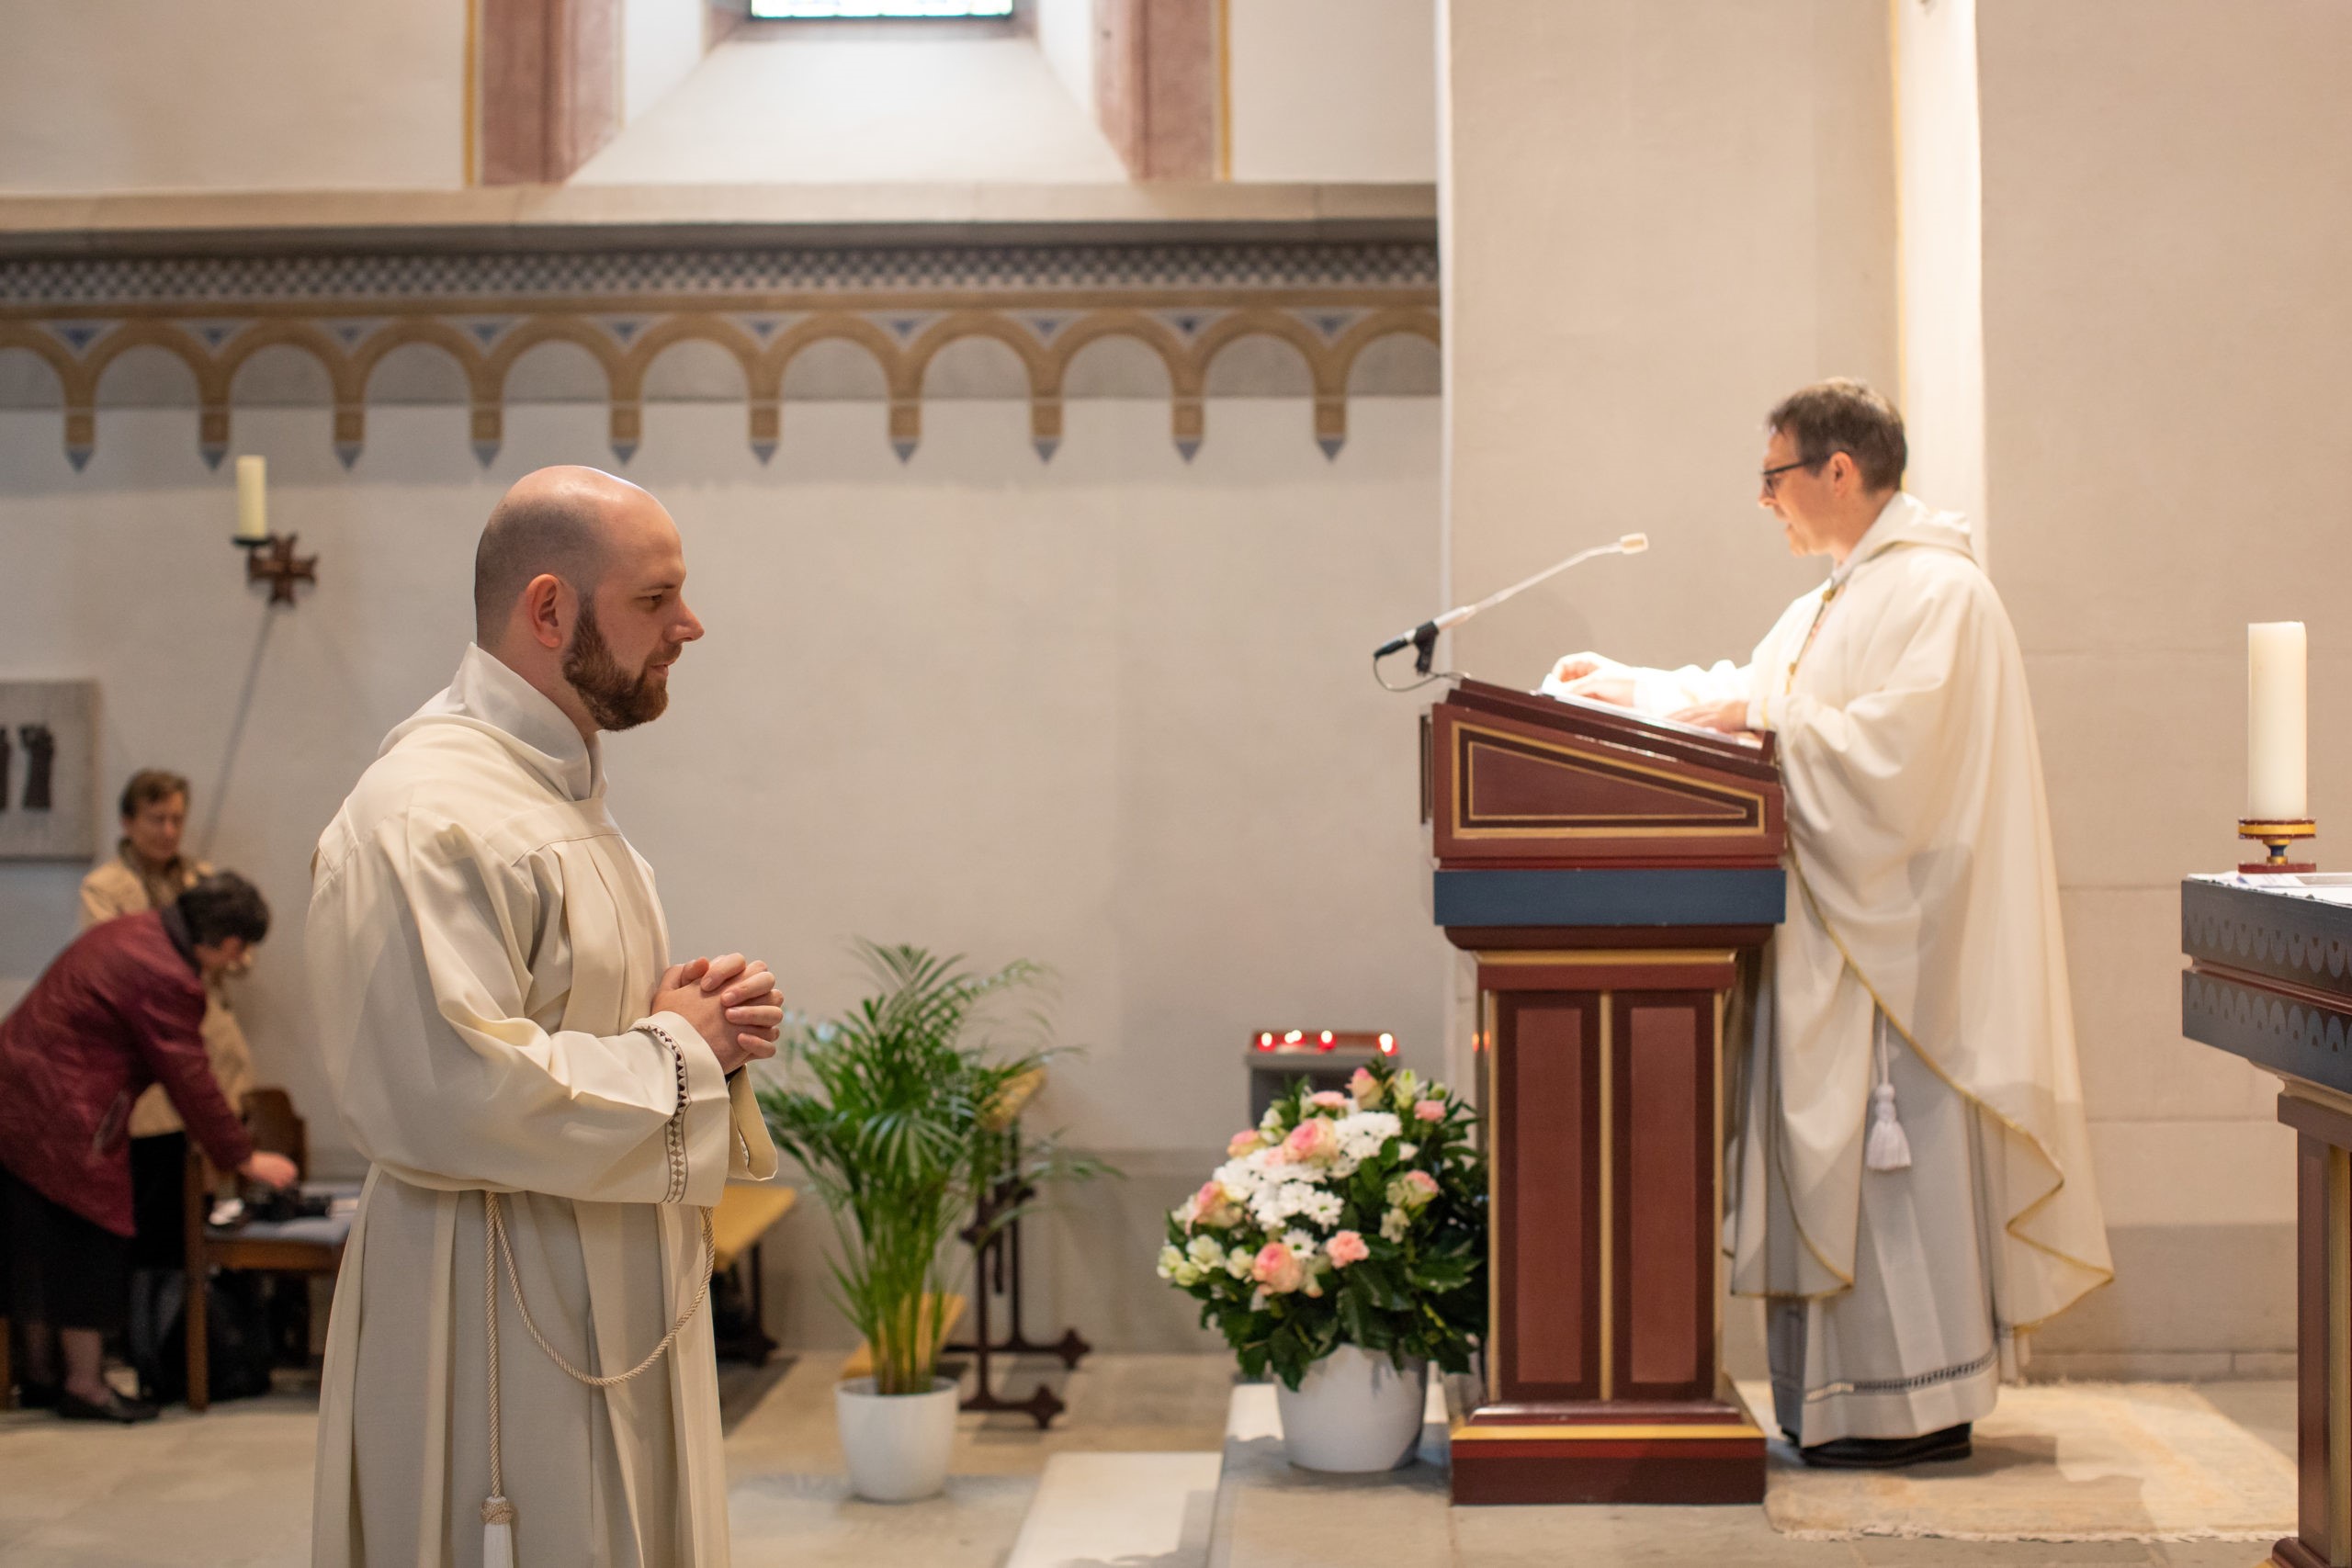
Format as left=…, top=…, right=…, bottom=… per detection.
left=756, top=942, right=1086, bottom=1502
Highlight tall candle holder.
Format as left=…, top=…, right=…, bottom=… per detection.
left=2240, top=818, right=2317, bottom=875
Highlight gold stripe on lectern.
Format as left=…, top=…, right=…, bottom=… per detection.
left=1598, top=993, right=1613, bottom=1402
left=1451, top=1419, right=1766, bottom=1444
left=1483, top=988, right=1499, bottom=1409
left=2332, top=1145, right=2350, bottom=1567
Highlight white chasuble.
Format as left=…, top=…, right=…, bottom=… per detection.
left=307, top=646, right=775, bottom=1568
left=1558, top=494, right=2112, bottom=1411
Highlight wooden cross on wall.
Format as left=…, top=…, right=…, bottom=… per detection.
left=245, top=533, right=318, bottom=605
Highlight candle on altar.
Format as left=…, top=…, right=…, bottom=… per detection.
left=234, top=455, right=268, bottom=544
left=2248, top=621, right=2307, bottom=821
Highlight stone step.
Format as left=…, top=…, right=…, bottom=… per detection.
left=1002, top=1450, right=1223, bottom=1568
left=1205, top=1380, right=1454, bottom=1568
left=1001, top=1376, right=1456, bottom=1568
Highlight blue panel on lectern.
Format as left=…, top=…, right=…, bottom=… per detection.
left=1431, top=868, right=1787, bottom=928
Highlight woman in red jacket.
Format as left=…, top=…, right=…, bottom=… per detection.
left=0, top=872, right=297, bottom=1421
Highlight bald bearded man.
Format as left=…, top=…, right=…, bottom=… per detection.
left=308, top=468, right=781, bottom=1568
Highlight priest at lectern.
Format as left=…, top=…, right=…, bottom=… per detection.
left=1546, top=380, right=2111, bottom=1468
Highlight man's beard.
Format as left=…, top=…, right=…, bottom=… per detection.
left=562, top=604, right=672, bottom=732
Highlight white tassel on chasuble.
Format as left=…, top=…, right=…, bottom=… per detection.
left=480, top=1025, right=715, bottom=1564
left=1864, top=1014, right=1913, bottom=1173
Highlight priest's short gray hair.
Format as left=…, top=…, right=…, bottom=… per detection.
left=1767, top=379, right=1906, bottom=494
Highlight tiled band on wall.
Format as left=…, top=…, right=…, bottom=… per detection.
left=0, top=241, right=1441, bottom=468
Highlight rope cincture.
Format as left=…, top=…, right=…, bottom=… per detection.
left=486, top=1191, right=717, bottom=1389
left=479, top=1026, right=713, bottom=1558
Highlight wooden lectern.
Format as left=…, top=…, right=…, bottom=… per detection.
left=2183, top=875, right=2352, bottom=1568
left=1427, top=679, right=1782, bottom=1506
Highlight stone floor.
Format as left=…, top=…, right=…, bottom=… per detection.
left=0, top=1363, right=2300, bottom=1567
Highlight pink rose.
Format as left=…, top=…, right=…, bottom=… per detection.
left=1308, top=1090, right=1350, bottom=1111
left=1399, top=1169, right=1440, bottom=1207
left=1348, top=1067, right=1382, bottom=1106
left=1413, top=1100, right=1446, bottom=1122
left=1282, top=1118, right=1341, bottom=1163
left=1326, top=1230, right=1369, bottom=1269
left=1184, top=1179, right=1240, bottom=1231
left=1252, top=1241, right=1308, bottom=1294
left=1227, top=1130, right=1267, bottom=1158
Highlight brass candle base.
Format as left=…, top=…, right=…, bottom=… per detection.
left=2240, top=818, right=2317, bottom=875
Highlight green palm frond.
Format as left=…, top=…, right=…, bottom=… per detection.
left=754, top=942, right=1101, bottom=1395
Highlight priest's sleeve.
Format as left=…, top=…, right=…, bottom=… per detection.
left=307, top=809, right=733, bottom=1207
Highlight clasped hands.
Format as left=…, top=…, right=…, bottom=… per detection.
left=653, top=953, right=784, bottom=1075
left=1547, top=653, right=1751, bottom=736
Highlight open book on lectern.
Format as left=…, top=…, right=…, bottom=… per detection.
left=1422, top=678, right=1785, bottom=869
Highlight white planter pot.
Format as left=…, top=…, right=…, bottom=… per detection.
left=835, top=1376, right=959, bottom=1502
left=1273, top=1345, right=1428, bottom=1472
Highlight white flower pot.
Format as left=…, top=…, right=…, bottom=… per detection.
left=1273, top=1345, right=1428, bottom=1472
left=835, top=1376, right=959, bottom=1502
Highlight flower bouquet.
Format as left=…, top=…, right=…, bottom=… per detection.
left=1158, top=1061, right=1484, bottom=1467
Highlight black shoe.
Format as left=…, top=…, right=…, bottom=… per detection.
left=56, top=1388, right=159, bottom=1424
left=1798, top=1422, right=1971, bottom=1469
left=13, top=1381, right=61, bottom=1411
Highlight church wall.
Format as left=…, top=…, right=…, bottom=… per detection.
left=1968, top=0, right=2352, bottom=1377
left=1226, top=0, right=1439, bottom=184
left=0, top=387, right=1446, bottom=1354
left=0, top=1, right=469, bottom=195
left=622, top=0, right=718, bottom=128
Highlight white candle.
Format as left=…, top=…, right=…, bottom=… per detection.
left=2248, top=621, right=2307, bottom=820
left=234, top=455, right=268, bottom=543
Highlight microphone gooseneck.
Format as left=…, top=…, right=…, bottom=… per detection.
left=1373, top=533, right=1651, bottom=683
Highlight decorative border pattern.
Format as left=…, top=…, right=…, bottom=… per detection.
left=2182, top=877, right=2352, bottom=992
left=0, top=242, right=1439, bottom=468
left=2182, top=970, right=2352, bottom=1097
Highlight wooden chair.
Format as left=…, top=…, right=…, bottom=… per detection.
left=709, top=1184, right=796, bottom=1365
left=184, top=1088, right=350, bottom=1412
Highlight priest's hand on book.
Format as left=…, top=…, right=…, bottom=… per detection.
left=1668, top=699, right=1753, bottom=735
left=1543, top=651, right=1635, bottom=707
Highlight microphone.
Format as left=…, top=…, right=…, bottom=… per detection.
left=1375, top=534, right=1649, bottom=676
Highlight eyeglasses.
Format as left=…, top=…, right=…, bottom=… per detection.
left=1759, top=459, right=1820, bottom=498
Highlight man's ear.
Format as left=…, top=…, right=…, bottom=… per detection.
left=522, top=573, right=569, bottom=650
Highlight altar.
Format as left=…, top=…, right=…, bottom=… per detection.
left=2185, top=872, right=2352, bottom=1568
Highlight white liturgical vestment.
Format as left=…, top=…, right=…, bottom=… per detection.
left=308, top=645, right=775, bottom=1568
left=1555, top=493, right=2112, bottom=1440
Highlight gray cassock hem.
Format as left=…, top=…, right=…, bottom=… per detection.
left=1767, top=1012, right=2004, bottom=1447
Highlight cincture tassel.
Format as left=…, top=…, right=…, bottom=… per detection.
left=483, top=1192, right=516, bottom=1568
left=1865, top=1014, right=1913, bottom=1173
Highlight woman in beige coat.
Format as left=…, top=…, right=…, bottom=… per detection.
left=79, top=769, right=255, bottom=1269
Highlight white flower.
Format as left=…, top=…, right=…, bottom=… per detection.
left=1380, top=1208, right=1410, bottom=1243
left=1336, top=1111, right=1403, bottom=1163
left=1171, top=1260, right=1204, bottom=1287
left=1397, top=1144, right=1419, bottom=1161
left=1301, top=1190, right=1343, bottom=1227
left=1157, top=1244, right=1186, bottom=1279
left=1226, top=1251, right=1253, bottom=1279
left=1283, top=1228, right=1316, bottom=1254
left=1187, top=1235, right=1225, bottom=1267
left=1250, top=1178, right=1334, bottom=1231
